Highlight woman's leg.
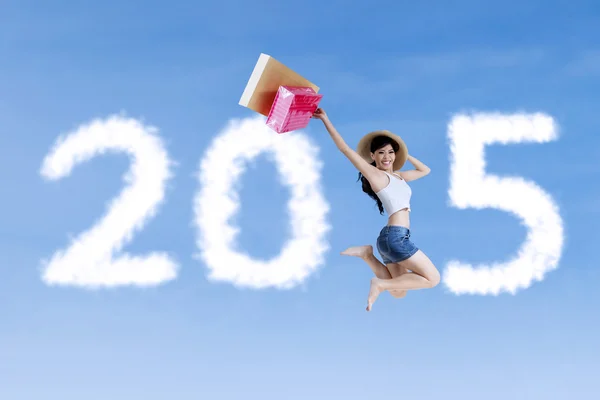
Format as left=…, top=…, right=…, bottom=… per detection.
left=386, top=263, right=409, bottom=298
left=340, top=245, right=390, bottom=278
left=340, top=245, right=407, bottom=298
left=366, top=250, right=440, bottom=311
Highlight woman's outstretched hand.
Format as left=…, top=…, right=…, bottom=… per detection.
left=312, top=108, right=328, bottom=121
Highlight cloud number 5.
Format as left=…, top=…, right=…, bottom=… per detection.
left=445, top=112, right=564, bottom=295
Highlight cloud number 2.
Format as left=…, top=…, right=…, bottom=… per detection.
left=39, top=116, right=178, bottom=287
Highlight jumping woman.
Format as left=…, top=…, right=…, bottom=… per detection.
left=312, top=108, right=440, bottom=311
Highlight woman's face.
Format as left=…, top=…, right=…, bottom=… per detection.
left=371, top=144, right=395, bottom=170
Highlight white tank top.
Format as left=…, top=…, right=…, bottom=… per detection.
left=375, top=171, right=412, bottom=215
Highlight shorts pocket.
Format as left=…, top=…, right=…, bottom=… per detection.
left=388, top=232, right=409, bottom=248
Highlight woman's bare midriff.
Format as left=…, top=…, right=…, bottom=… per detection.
left=387, top=208, right=410, bottom=228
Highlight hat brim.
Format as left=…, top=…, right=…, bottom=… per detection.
left=356, top=130, right=408, bottom=171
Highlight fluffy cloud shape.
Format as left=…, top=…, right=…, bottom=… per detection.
left=193, top=116, right=331, bottom=289
left=40, top=115, right=178, bottom=288
left=445, top=112, right=564, bottom=295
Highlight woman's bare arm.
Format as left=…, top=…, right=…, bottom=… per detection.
left=313, top=109, right=386, bottom=188
left=396, top=154, right=430, bottom=182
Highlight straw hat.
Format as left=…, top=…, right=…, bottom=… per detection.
left=356, top=130, right=408, bottom=171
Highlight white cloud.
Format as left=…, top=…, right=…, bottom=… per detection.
left=39, top=114, right=178, bottom=288
left=193, top=116, right=331, bottom=289
left=445, top=112, right=564, bottom=295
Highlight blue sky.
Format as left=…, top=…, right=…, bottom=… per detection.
left=1, top=0, right=599, bottom=398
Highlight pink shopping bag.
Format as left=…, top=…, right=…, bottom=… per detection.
left=266, top=86, right=323, bottom=133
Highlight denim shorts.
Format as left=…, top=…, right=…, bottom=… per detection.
left=376, top=225, right=419, bottom=264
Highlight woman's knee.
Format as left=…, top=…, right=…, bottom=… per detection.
left=427, top=269, right=441, bottom=287
left=402, top=251, right=440, bottom=287
left=422, top=261, right=441, bottom=287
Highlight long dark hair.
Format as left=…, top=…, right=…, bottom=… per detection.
left=357, top=135, right=400, bottom=214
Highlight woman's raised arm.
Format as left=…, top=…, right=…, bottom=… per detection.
left=312, top=108, right=384, bottom=186
left=396, top=154, right=430, bottom=182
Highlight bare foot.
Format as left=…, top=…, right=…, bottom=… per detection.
left=366, top=278, right=384, bottom=311
left=340, top=245, right=373, bottom=259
